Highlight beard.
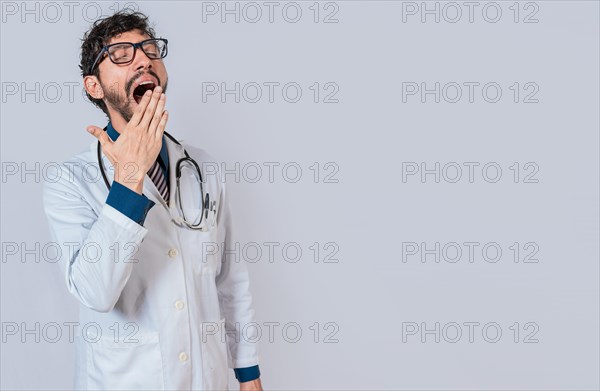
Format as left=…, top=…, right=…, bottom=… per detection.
left=101, top=70, right=168, bottom=123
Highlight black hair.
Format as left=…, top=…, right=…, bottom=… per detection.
left=79, top=10, right=156, bottom=116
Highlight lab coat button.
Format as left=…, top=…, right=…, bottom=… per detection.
left=175, top=300, right=185, bottom=310
left=168, top=248, right=178, bottom=258
left=179, top=352, right=188, bottom=362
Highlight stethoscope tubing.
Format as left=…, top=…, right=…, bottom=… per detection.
left=96, top=129, right=210, bottom=230
left=97, top=129, right=196, bottom=190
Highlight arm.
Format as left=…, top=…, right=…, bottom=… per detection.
left=42, top=166, right=150, bottom=312
left=44, top=87, right=168, bottom=312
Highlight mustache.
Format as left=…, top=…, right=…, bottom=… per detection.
left=125, top=70, right=161, bottom=96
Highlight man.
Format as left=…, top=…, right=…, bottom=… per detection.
left=43, top=10, right=263, bottom=390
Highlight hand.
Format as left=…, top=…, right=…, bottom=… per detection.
left=86, top=86, right=168, bottom=194
left=240, top=378, right=263, bottom=391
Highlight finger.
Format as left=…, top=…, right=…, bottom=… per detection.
left=86, top=125, right=113, bottom=148
left=140, top=86, right=163, bottom=130
left=148, top=93, right=166, bottom=135
left=155, top=110, right=168, bottom=141
left=129, top=89, right=154, bottom=126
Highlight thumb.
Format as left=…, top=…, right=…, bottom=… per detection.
left=86, top=125, right=112, bottom=147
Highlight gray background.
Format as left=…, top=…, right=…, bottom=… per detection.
left=1, top=0, right=599, bottom=389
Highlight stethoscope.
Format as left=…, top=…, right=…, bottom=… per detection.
left=97, top=129, right=217, bottom=230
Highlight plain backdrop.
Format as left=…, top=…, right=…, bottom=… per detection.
left=1, top=1, right=599, bottom=389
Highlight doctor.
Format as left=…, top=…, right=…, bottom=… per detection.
left=43, top=10, right=263, bottom=390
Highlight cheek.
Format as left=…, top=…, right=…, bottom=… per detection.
left=101, top=76, right=125, bottom=95
left=156, top=64, right=168, bottom=82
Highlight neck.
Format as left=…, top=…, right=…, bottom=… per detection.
left=108, top=113, right=128, bottom=134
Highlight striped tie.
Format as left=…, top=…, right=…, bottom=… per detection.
left=148, top=160, right=169, bottom=204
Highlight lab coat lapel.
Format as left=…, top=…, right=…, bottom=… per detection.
left=165, top=135, right=187, bottom=217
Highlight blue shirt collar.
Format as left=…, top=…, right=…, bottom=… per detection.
left=105, top=121, right=169, bottom=173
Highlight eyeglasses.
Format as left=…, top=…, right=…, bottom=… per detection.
left=89, top=38, right=168, bottom=74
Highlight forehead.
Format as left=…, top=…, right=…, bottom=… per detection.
left=107, top=29, right=151, bottom=45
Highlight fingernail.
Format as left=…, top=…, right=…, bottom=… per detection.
left=145, top=90, right=152, bottom=96
left=86, top=127, right=94, bottom=134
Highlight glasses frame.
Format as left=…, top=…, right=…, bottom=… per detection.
left=89, top=38, right=168, bottom=74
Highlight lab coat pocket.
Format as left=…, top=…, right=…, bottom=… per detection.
left=185, top=223, right=221, bottom=275
left=201, top=317, right=229, bottom=390
left=86, top=331, right=165, bottom=390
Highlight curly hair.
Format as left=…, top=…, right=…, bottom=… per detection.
left=79, top=10, right=156, bottom=116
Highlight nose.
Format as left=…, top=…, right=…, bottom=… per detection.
left=132, top=47, right=153, bottom=71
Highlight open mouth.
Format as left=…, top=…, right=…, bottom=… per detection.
left=132, top=81, right=156, bottom=104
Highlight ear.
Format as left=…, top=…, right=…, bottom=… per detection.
left=84, top=75, right=104, bottom=100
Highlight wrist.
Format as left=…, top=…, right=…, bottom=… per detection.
left=239, top=378, right=262, bottom=391
left=114, top=175, right=144, bottom=194
left=114, top=162, right=145, bottom=194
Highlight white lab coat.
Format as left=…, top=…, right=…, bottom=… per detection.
left=43, top=136, right=260, bottom=390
